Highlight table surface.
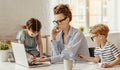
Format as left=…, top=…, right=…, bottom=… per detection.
left=0, top=62, right=120, bottom=70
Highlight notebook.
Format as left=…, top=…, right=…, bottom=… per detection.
left=11, top=42, right=50, bottom=68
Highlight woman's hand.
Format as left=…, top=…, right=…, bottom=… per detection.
left=52, top=26, right=61, bottom=40
left=35, top=57, right=51, bottom=62
left=40, top=55, right=46, bottom=58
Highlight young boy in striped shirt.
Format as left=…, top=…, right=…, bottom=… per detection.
left=78, top=24, right=120, bottom=68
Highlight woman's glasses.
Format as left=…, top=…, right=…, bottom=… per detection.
left=53, top=17, right=67, bottom=25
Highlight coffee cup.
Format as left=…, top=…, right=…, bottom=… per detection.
left=64, top=58, right=73, bottom=70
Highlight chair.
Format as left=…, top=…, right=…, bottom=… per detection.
left=41, top=35, right=50, bottom=54
left=89, top=47, right=95, bottom=57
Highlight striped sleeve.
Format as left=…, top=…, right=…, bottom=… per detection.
left=111, top=45, right=120, bottom=58
left=94, top=47, right=100, bottom=57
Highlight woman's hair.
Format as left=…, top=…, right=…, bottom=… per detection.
left=22, top=18, right=42, bottom=32
left=89, top=24, right=109, bottom=37
left=54, top=4, right=72, bottom=21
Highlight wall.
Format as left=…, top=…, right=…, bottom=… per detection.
left=116, top=0, right=120, bottom=31
left=86, top=33, right=120, bottom=49
left=0, top=0, right=120, bottom=53
left=0, top=0, right=51, bottom=41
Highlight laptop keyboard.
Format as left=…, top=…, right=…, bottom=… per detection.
left=29, top=62, right=43, bottom=66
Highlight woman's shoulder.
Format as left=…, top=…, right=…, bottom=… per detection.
left=70, top=26, right=84, bottom=36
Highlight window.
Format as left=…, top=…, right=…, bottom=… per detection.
left=70, top=0, right=117, bottom=33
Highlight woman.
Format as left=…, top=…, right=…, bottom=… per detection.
left=36, top=4, right=89, bottom=64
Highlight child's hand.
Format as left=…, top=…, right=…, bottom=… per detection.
left=27, top=55, right=36, bottom=64
left=101, top=63, right=112, bottom=68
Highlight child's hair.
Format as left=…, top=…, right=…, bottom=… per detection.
left=22, top=18, right=42, bottom=32
left=89, top=24, right=109, bottom=37
left=54, top=4, right=72, bottom=21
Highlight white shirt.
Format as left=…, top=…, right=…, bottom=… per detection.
left=95, top=42, right=120, bottom=63
left=50, top=26, right=90, bottom=63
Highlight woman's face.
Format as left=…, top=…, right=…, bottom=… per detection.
left=27, top=29, right=39, bottom=37
left=53, top=14, right=70, bottom=30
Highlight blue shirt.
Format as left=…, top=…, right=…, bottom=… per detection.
left=50, top=26, right=90, bottom=63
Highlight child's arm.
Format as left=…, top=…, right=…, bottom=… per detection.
left=78, top=54, right=100, bottom=63
left=37, top=33, right=45, bottom=58
left=102, top=54, right=120, bottom=68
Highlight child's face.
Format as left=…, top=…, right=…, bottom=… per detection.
left=91, top=34, right=106, bottom=46
left=27, top=29, right=39, bottom=37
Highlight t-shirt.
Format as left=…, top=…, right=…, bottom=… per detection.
left=16, top=30, right=40, bottom=57
left=95, top=42, right=120, bottom=63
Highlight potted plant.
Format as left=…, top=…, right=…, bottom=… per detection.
left=0, top=42, right=10, bottom=62
left=79, top=26, right=85, bottom=32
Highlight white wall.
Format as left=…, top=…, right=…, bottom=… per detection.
left=116, top=0, right=120, bottom=31
left=0, top=0, right=51, bottom=41
left=86, top=33, right=120, bottom=49
left=0, top=0, right=120, bottom=52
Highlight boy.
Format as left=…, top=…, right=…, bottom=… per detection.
left=78, top=24, right=120, bottom=68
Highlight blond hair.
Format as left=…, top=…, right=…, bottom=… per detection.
left=89, top=24, right=109, bottom=37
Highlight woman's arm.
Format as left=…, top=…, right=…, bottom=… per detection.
left=78, top=54, right=100, bottom=63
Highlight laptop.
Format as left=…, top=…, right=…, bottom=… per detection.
left=11, top=42, right=50, bottom=68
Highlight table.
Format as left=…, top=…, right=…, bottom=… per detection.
left=0, top=62, right=120, bottom=70
left=73, top=62, right=120, bottom=70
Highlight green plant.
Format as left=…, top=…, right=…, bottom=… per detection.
left=0, top=42, right=9, bottom=50
left=79, top=26, right=84, bottom=32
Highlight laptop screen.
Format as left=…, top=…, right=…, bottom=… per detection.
left=11, top=42, right=50, bottom=67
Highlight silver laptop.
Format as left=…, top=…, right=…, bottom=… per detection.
left=11, top=42, right=50, bottom=68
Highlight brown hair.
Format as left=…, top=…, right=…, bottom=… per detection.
left=54, top=4, right=72, bottom=21
left=89, top=24, right=109, bottom=37
left=22, top=18, right=42, bottom=32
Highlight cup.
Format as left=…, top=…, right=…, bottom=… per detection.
left=64, top=58, right=73, bottom=70
left=98, top=63, right=102, bottom=68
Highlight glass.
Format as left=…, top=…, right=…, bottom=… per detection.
left=53, top=17, right=67, bottom=25
left=64, top=58, right=77, bottom=70
left=91, top=35, right=98, bottom=41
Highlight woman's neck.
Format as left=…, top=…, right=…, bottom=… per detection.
left=62, top=25, right=70, bottom=44
left=63, top=25, right=70, bottom=36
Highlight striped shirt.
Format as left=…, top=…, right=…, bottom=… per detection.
left=94, top=42, right=120, bottom=63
